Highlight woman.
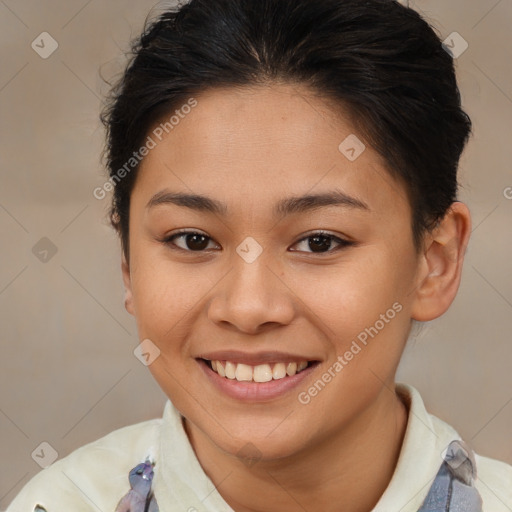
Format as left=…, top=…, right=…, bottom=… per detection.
left=7, top=0, right=512, bottom=510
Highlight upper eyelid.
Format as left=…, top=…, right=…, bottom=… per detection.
left=290, top=232, right=353, bottom=252
left=165, top=229, right=345, bottom=242
left=165, top=230, right=220, bottom=249
left=163, top=230, right=352, bottom=251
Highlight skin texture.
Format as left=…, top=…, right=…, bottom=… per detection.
left=122, top=84, right=471, bottom=512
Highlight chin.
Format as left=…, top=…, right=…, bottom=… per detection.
left=226, top=434, right=307, bottom=464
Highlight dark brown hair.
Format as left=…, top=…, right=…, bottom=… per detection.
left=100, top=0, right=471, bottom=260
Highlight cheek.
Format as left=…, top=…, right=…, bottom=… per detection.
left=129, top=248, right=227, bottom=357
left=129, top=256, right=202, bottom=400
left=300, top=251, right=407, bottom=330
left=300, top=248, right=414, bottom=392
left=129, top=253, right=191, bottom=339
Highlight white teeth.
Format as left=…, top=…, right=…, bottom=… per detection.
left=208, top=359, right=310, bottom=381
left=286, top=362, right=297, bottom=376
left=225, top=361, right=236, bottom=379
left=235, top=363, right=253, bottom=381
left=297, top=361, right=308, bottom=372
left=272, top=362, right=286, bottom=380
left=253, top=364, right=273, bottom=383
left=216, top=361, right=226, bottom=377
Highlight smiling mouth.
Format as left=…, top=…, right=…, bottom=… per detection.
left=200, top=358, right=318, bottom=383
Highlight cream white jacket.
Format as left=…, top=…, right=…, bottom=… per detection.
left=6, top=383, right=512, bottom=511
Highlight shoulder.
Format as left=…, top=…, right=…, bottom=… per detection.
left=429, top=407, right=512, bottom=510
left=6, top=417, right=162, bottom=512
left=474, top=453, right=512, bottom=511
left=397, top=384, right=512, bottom=511
left=429, top=409, right=512, bottom=510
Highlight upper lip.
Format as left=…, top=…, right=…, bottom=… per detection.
left=196, top=350, right=319, bottom=365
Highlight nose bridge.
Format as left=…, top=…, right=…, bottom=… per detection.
left=229, top=234, right=276, bottom=297
left=207, top=246, right=295, bottom=332
left=232, top=251, right=275, bottom=298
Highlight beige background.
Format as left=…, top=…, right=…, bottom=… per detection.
left=1, top=0, right=511, bottom=507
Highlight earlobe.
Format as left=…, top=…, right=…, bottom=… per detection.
left=410, top=202, right=471, bottom=322
left=121, top=253, right=135, bottom=316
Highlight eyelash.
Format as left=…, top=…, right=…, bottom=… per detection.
left=160, top=230, right=355, bottom=255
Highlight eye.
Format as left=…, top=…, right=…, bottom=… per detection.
left=290, top=231, right=355, bottom=254
left=160, top=230, right=354, bottom=254
left=161, top=230, right=220, bottom=252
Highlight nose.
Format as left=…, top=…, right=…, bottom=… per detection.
left=207, top=255, right=296, bottom=334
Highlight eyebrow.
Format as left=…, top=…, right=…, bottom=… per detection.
left=146, top=188, right=370, bottom=217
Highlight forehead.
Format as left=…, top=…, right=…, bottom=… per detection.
left=135, top=84, right=410, bottom=218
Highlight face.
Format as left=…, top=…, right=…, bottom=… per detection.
left=123, top=84, right=423, bottom=460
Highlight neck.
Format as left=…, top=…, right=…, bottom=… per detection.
left=184, top=385, right=409, bottom=512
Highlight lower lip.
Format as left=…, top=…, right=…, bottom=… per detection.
left=197, top=359, right=319, bottom=402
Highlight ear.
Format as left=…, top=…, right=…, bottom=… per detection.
left=121, top=252, right=135, bottom=316
left=410, top=202, right=471, bottom=321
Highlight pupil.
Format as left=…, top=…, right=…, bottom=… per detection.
left=187, top=234, right=209, bottom=251
left=309, top=235, right=331, bottom=252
